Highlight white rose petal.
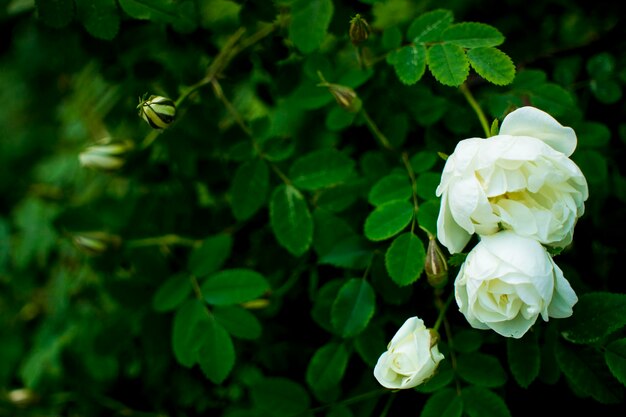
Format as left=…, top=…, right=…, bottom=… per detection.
left=373, top=317, right=445, bottom=389
left=454, top=231, right=578, bottom=339
left=436, top=106, right=588, bottom=253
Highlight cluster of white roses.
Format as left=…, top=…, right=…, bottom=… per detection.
left=437, top=106, right=588, bottom=339
left=373, top=107, right=588, bottom=390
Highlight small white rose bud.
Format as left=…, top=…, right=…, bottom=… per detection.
left=137, top=94, right=176, bottom=129
left=374, top=316, right=445, bottom=389
left=72, top=231, right=121, bottom=255
left=79, top=138, right=134, bottom=171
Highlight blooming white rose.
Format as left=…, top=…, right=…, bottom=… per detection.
left=436, top=106, right=588, bottom=254
left=373, top=316, right=444, bottom=389
left=455, top=231, right=578, bottom=339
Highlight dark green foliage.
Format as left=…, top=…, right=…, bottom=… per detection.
left=1, top=0, right=625, bottom=416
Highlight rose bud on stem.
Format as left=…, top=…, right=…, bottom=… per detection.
left=317, top=71, right=362, bottom=113
left=349, top=14, right=370, bottom=45
left=425, top=236, right=448, bottom=290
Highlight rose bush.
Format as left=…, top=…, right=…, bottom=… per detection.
left=436, top=106, right=588, bottom=254
left=454, top=231, right=578, bottom=338
left=373, top=316, right=445, bottom=389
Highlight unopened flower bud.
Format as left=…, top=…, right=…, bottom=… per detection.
left=72, top=231, right=121, bottom=255
left=349, top=14, right=370, bottom=45
left=426, top=237, right=448, bottom=289
left=79, top=138, right=134, bottom=171
left=7, top=388, right=38, bottom=406
left=137, top=94, right=176, bottom=129
left=317, top=72, right=362, bottom=113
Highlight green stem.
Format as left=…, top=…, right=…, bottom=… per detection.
left=125, top=234, right=200, bottom=248
left=361, top=109, right=394, bottom=150
left=139, top=23, right=278, bottom=151
left=379, top=392, right=395, bottom=417
left=433, top=291, right=454, bottom=333
left=459, top=83, right=490, bottom=138
left=401, top=151, right=420, bottom=233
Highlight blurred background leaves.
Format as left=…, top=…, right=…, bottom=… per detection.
left=1, top=0, right=625, bottom=416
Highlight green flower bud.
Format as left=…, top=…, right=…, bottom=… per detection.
left=317, top=72, right=362, bottom=113
left=72, top=231, right=121, bottom=255
left=425, top=237, right=448, bottom=289
left=137, top=94, right=176, bottom=129
left=79, top=138, right=134, bottom=171
left=349, top=14, right=370, bottom=45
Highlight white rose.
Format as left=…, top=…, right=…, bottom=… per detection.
left=455, top=231, right=578, bottom=339
left=373, top=316, right=445, bottom=389
left=436, top=106, right=588, bottom=254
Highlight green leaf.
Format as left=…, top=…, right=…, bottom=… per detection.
left=417, top=198, right=441, bottom=237
left=270, top=185, right=314, bottom=256
left=197, top=317, right=235, bottom=384
left=407, top=9, right=454, bottom=43
left=364, top=200, right=414, bottom=241
left=331, top=279, right=376, bottom=338
left=528, top=83, right=577, bottom=118
left=250, top=377, right=311, bottom=416
left=461, top=386, right=512, bottom=417
left=586, top=52, right=615, bottom=80
left=382, top=26, right=403, bottom=50
left=387, top=44, right=427, bottom=85
left=467, top=47, right=515, bottom=86
left=384, top=232, right=426, bottom=286
left=13, top=198, right=58, bottom=270
left=577, top=122, right=611, bottom=148
left=415, top=172, right=440, bottom=200
left=371, top=256, right=413, bottom=305
left=560, top=292, right=626, bottom=344
left=230, top=158, right=269, bottom=221
left=605, top=338, right=626, bottom=387
left=118, top=0, right=195, bottom=31
left=591, top=79, right=622, bottom=104
left=555, top=340, right=624, bottom=403
left=506, top=331, right=540, bottom=388
left=368, top=174, right=412, bottom=206
left=420, top=388, right=462, bottom=417
left=289, top=149, right=355, bottom=190
left=452, top=329, right=484, bottom=353
left=152, top=273, right=193, bottom=312
left=456, top=352, right=507, bottom=387
left=318, top=236, right=373, bottom=270
left=354, top=323, right=387, bottom=367
left=427, top=44, right=469, bottom=87
left=441, top=22, right=504, bottom=48
left=312, top=279, right=345, bottom=333
left=188, top=234, right=233, bottom=277
left=573, top=149, right=609, bottom=187
left=410, top=151, right=438, bottom=174
left=172, top=300, right=207, bottom=367
left=289, top=0, right=334, bottom=53
left=76, top=0, right=120, bottom=40
left=306, top=342, right=350, bottom=396
left=213, top=305, right=262, bottom=340
left=316, top=179, right=363, bottom=212
left=313, top=209, right=356, bottom=257
left=35, top=0, right=74, bottom=28
left=200, top=269, right=270, bottom=306
left=326, top=106, right=356, bottom=131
